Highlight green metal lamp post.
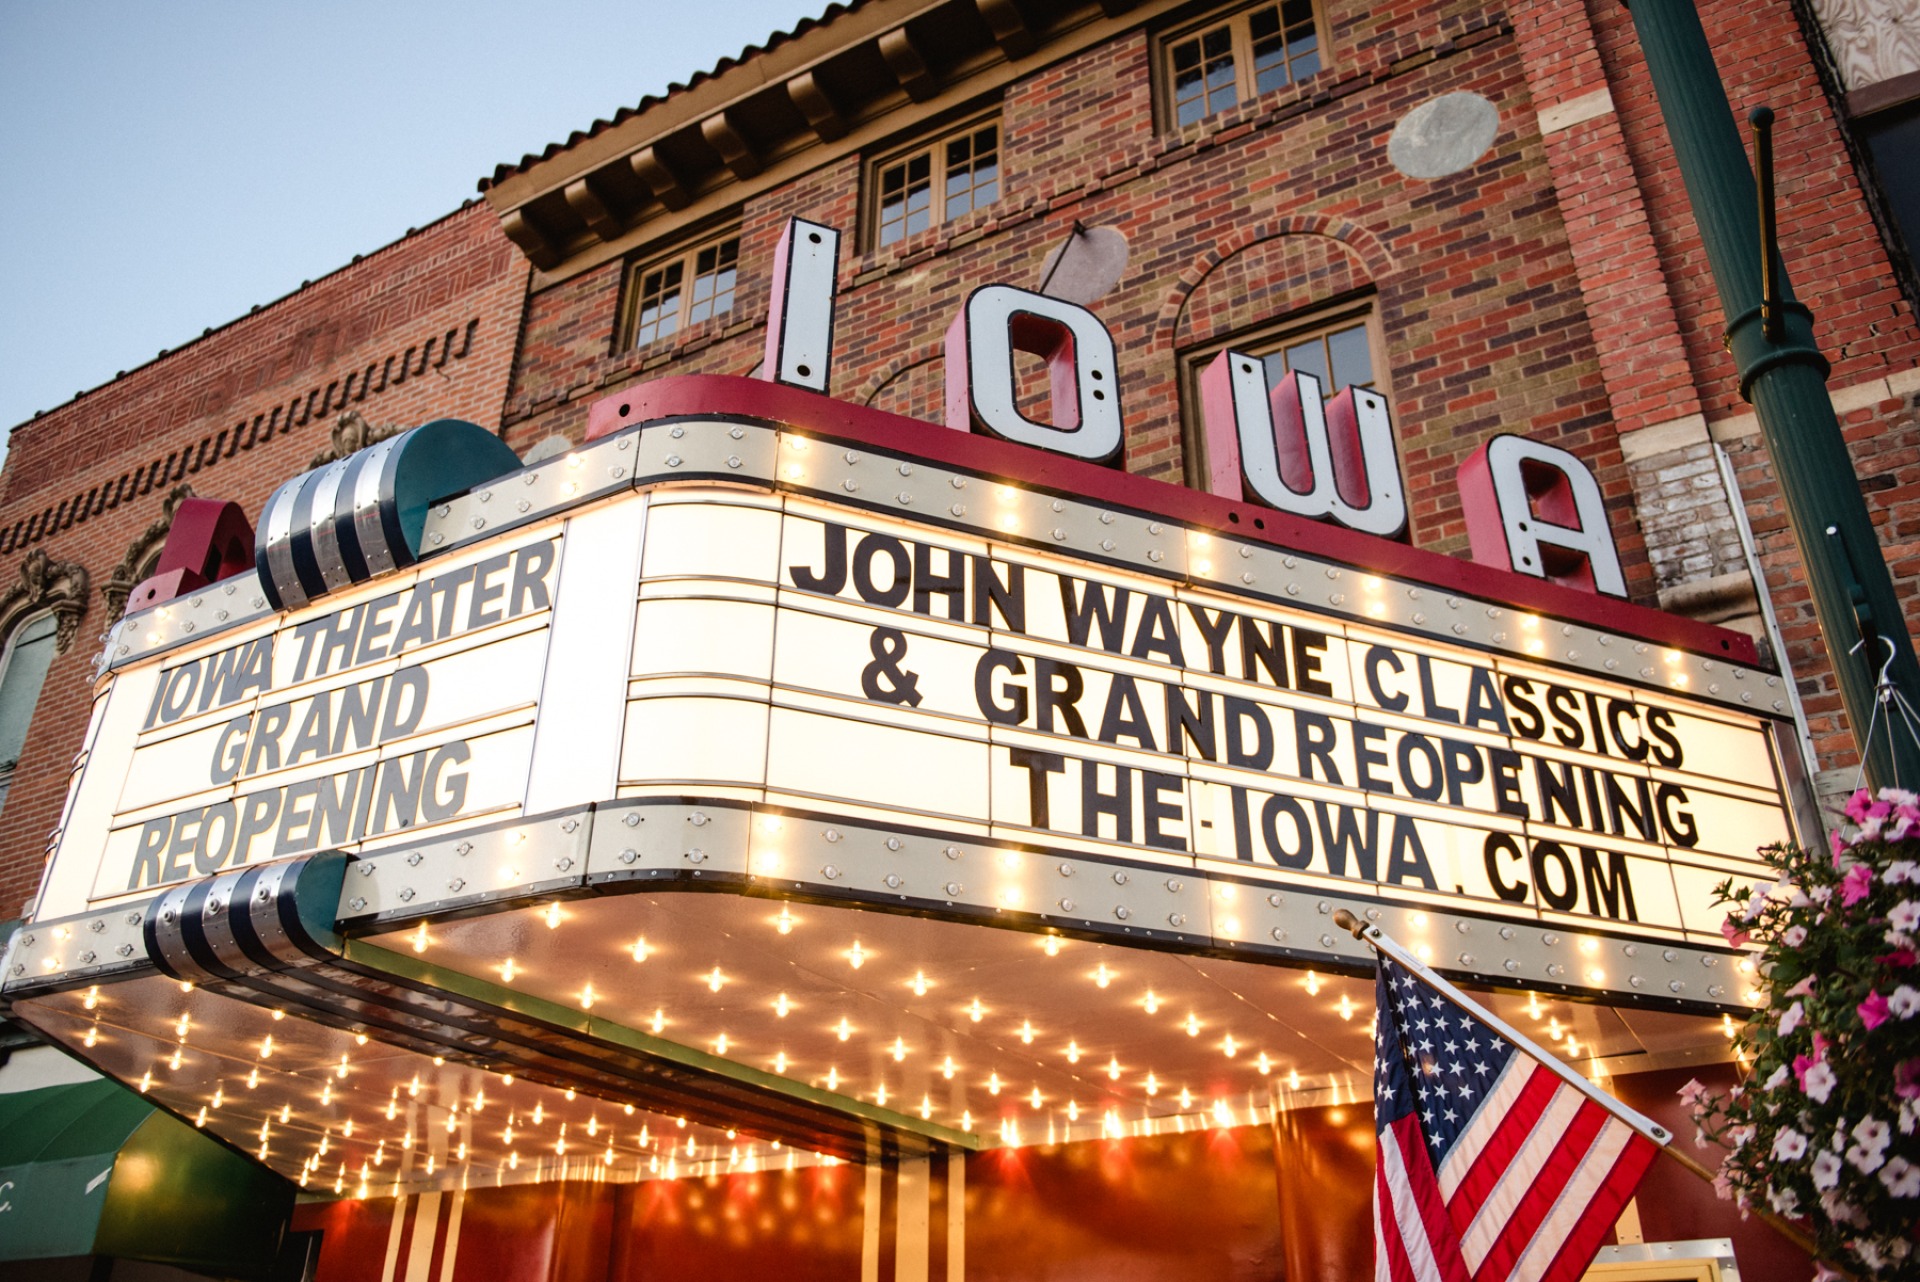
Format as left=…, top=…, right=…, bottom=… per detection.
left=1627, top=0, right=1920, bottom=789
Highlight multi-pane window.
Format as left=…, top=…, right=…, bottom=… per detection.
left=874, top=124, right=1000, bottom=248
left=1182, top=308, right=1388, bottom=492
left=0, top=612, right=58, bottom=818
left=1166, top=0, right=1321, bottom=128
left=628, top=234, right=740, bottom=349
left=1257, top=316, right=1376, bottom=399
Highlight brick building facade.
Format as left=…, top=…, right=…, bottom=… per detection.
left=2, top=0, right=1916, bottom=1276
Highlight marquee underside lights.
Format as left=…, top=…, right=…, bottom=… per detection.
left=6, top=886, right=1732, bottom=1197
left=5, top=375, right=1793, bottom=1192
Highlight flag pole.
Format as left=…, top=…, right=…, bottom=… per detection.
left=1333, top=908, right=1831, bottom=1265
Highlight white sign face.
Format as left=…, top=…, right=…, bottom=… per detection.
left=50, top=470, right=1793, bottom=966
left=85, top=532, right=563, bottom=899
left=624, top=497, right=1794, bottom=947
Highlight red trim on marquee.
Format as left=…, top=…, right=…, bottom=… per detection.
left=585, top=375, right=1759, bottom=667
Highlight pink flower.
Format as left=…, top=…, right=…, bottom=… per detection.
left=1897, top=1058, right=1920, bottom=1100
left=1884, top=948, right=1919, bottom=968
left=1787, top=975, right=1818, bottom=997
left=1721, top=917, right=1752, bottom=948
left=1842, top=864, right=1875, bottom=907
left=1847, top=789, right=1876, bottom=823
left=1860, top=990, right=1892, bottom=1030
left=1779, top=1001, right=1805, bottom=1035
left=1832, top=829, right=1847, bottom=866
left=1676, top=1078, right=1710, bottom=1108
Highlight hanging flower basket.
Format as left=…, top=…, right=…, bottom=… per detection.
left=1682, top=788, right=1920, bottom=1277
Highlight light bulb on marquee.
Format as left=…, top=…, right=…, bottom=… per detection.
left=847, top=941, right=866, bottom=969
left=1094, top=964, right=1112, bottom=989
left=910, top=970, right=929, bottom=996
left=775, top=993, right=791, bottom=1017
left=632, top=937, right=649, bottom=963
left=968, top=997, right=985, bottom=1022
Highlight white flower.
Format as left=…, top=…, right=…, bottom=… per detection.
left=1813, top=1149, right=1843, bottom=1190
left=1855, top=1116, right=1893, bottom=1153
left=1889, top=860, right=1920, bottom=885
left=1891, top=986, right=1920, bottom=1019
left=1804, top=1060, right=1838, bottom=1103
left=1855, top=1238, right=1888, bottom=1271
left=1848, top=1138, right=1889, bottom=1174
left=1782, top=924, right=1808, bottom=947
left=1768, top=1184, right=1801, bottom=1216
left=1773, top=1127, right=1808, bottom=1161
left=1887, top=928, right=1914, bottom=950
left=1811, top=884, right=1834, bottom=905
left=1902, top=1100, right=1920, bottom=1136
left=1765, top=1064, right=1790, bottom=1090
left=1892, top=901, right=1920, bottom=933
left=1882, top=1157, right=1920, bottom=1197
left=1779, top=1001, right=1805, bottom=1035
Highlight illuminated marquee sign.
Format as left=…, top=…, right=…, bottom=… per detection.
left=21, top=382, right=1799, bottom=1021
left=18, top=218, right=1805, bottom=1021
left=627, top=500, right=1787, bottom=942
left=105, top=536, right=556, bottom=896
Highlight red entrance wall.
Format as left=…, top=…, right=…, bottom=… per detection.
left=293, top=1068, right=1810, bottom=1281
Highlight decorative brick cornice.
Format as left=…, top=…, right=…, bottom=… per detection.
left=2, top=549, right=89, bottom=654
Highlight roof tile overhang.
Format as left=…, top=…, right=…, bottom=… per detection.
left=481, top=0, right=1146, bottom=279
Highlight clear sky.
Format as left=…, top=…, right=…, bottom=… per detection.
left=0, top=0, right=820, bottom=447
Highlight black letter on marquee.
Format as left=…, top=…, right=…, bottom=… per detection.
left=1009, top=749, right=1065, bottom=829
left=789, top=522, right=848, bottom=594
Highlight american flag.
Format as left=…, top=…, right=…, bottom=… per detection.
left=1372, top=953, right=1659, bottom=1282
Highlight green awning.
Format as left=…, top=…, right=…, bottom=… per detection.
left=0, top=1075, right=293, bottom=1276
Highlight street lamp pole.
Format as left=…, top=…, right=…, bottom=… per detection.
left=1628, top=0, right=1920, bottom=788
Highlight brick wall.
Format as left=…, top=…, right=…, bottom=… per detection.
left=504, top=15, right=1655, bottom=597
left=0, top=202, right=524, bottom=914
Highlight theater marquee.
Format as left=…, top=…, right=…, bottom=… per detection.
left=24, top=373, right=1802, bottom=1002
left=1, top=371, right=1810, bottom=1200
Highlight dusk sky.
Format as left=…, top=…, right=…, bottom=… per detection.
left=0, top=0, right=818, bottom=450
